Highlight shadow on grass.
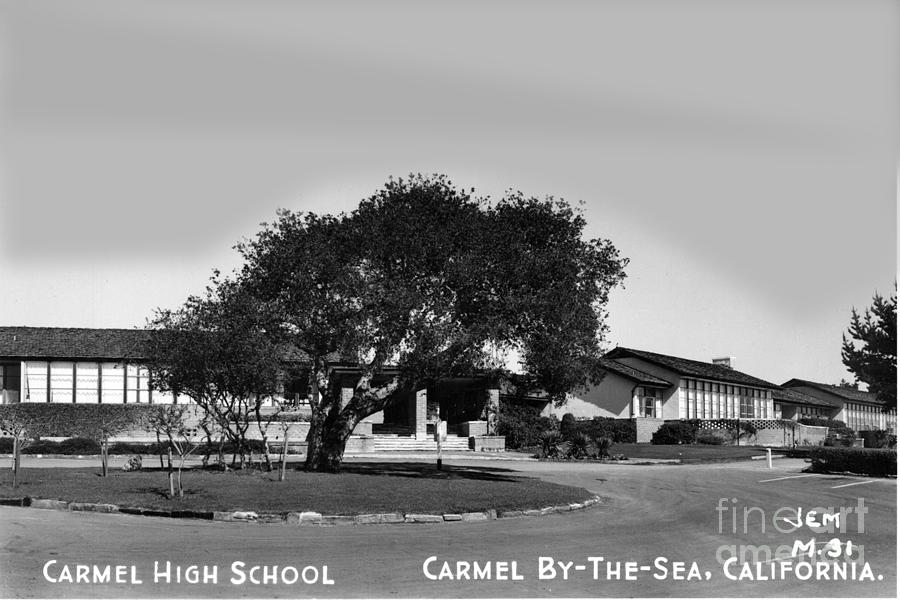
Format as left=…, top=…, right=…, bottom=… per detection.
left=330, top=461, right=524, bottom=482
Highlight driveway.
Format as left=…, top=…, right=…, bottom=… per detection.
left=1, top=458, right=895, bottom=597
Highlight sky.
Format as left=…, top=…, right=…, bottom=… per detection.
left=0, top=0, right=896, bottom=387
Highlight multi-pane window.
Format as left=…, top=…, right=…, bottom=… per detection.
left=75, top=363, right=100, bottom=403
left=125, top=364, right=152, bottom=403
left=680, top=378, right=771, bottom=419
left=24, top=362, right=48, bottom=402
left=634, top=386, right=663, bottom=418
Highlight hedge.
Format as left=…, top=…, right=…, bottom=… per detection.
left=808, top=447, right=896, bottom=477
left=0, top=437, right=270, bottom=456
left=571, top=417, right=636, bottom=444
left=0, top=403, right=156, bottom=438
left=498, top=402, right=558, bottom=449
left=652, top=421, right=699, bottom=444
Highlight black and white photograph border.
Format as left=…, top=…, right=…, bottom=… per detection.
left=0, top=1, right=897, bottom=598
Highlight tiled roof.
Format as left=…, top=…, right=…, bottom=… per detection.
left=599, top=358, right=672, bottom=387
left=782, top=378, right=881, bottom=406
left=0, top=326, right=346, bottom=364
left=0, top=326, right=149, bottom=360
left=604, top=347, right=779, bottom=389
left=771, top=387, right=837, bottom=409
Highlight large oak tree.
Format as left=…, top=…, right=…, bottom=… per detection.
left=238, top=175, right=628, bottom=471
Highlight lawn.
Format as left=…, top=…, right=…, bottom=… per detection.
left=611, top=443, right=769, bottom=461
left=0, top=462, right=594, bottom=514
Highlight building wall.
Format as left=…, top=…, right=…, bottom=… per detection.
left=542, top=373, right=636, bottom=419
left=782, top=385, right=841, bottom=420
left=611, top=357, right=682, bottom=419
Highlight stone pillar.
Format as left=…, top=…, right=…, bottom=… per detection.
left=413, top=389, right=428, bottom=440
left=486, top=388, right=500, bottom=436
left=340, top=387, right=354, bottom=409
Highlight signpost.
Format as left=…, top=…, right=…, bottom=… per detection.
left=434, top=420, right=447, bottom=471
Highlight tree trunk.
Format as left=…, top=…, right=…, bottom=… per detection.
left=167, top=446, right=175, bottom=498
left=101, top=439, right=109, bottom=477
left=156, top=431, right=165, bottom=468
left=177, top=456, right=185, bottom=497
left=12, top=436, right=20, bottom=488
left=304, top=411, right=327, bottom=471
left=305, top=417, right=358, bottom=473
left=279, top=429, right=290, bottom=482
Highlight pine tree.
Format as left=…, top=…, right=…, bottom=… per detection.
left=841, top=288, right=897, bottom=411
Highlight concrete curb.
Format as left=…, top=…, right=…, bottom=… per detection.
left=2, top=452, right=540, bottom=462
left=6, top=495, right=602, bottom=526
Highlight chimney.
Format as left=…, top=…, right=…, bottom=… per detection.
left=712, top=356, right=733, bottom=369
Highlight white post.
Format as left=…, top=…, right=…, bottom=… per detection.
left=766, top=447, right=772, bottom=469
left=435, top=420, right=444, bottom=470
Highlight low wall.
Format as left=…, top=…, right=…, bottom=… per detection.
left=460, top=421, right=487, bottom=437
left=470, top=436, right=505, bottom=452
left=346, top=435, right=375, bottom=453
left=659, top=419, right=830, bottom=447
left=794, top=423, right=828, bottom=446
left=634, top=418, right=664, bottom=443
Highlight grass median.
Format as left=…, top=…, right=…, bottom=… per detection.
left=0, top=462, right=594, bottom=514
left=611, top=443, right=768, bottom=461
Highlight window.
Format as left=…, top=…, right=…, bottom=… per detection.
left=635, top=386, right=662, bottom=418
left=75, top=363, right=100, bottom=403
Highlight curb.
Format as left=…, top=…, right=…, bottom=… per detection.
left=4, top=495, right=602, bottom=526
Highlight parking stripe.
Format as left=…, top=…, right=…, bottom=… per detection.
left=758, top=474, right=816, bottom=483
left=830, top=480, right=876, bottom=489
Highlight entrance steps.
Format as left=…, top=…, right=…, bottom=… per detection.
left=372, top=434, right=470, bottom=452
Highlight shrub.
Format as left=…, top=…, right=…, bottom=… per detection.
left=578, top=417, right=636, bottom=444
left=696, top=430, right=727, bottom=445
left=651, top=421, right=699, bottom=445
left=593, top=436, right=613, bottom=459
left=56, top=437, right=101, bottom=454
left=539, top=430, right=563, bottom=458
left=0, top=437, right=13, bottom=453
left=566, top=432, right=592, bottom=459
left=21, top=439, right=62, bottom=454
left=498, top=402, right=557, bottom=449
left=859, top=430, right=896, bottom=449
left=559, top=413, right=578, bottom=440
left=808, top=447, right=896, bottom=477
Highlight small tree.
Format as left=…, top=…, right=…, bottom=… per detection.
left=0, top=405, right=57, bottom=488
left=67, top=406, right=146, bottom=477
left=145, top=276, right=283, bottom=469
left=842, top=288, right=897, bottom=412
left=148, top=405, right=204, bottom=497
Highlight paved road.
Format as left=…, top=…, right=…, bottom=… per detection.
left=1, top=458, right=895, bottom=598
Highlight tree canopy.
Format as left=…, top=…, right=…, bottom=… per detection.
left=841, top=287, right=897, bottom=412
left=235, top=174, right=628, bottom=470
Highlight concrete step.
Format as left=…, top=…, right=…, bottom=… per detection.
left=372, top=436, right=471, bottom=452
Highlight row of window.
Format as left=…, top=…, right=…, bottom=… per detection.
left=843, top=402, right=896, bottom=432
left=21, top=361, right=184, bottom=404
left=678, top=378, right=772, bottom=419
left=796, top=406, right=827, bottom=419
